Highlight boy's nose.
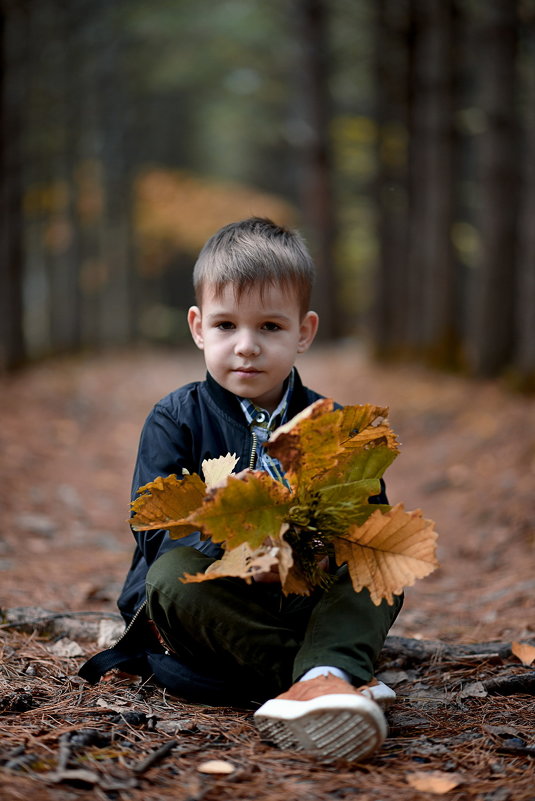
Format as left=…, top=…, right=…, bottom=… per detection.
left=235, top=332, right=260, bottom=357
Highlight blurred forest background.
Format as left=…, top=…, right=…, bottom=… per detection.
left=1, top=0, right=534, bottom=387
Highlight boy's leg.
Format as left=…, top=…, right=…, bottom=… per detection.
left=293, top=564, right=403, bottom=685
left=146, top=546, right=312, bottom=698
left=253, top=565, right=402, bottom=761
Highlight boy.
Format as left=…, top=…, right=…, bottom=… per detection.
left=80, top=217, right=402, bottom=762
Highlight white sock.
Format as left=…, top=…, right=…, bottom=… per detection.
left=299, top=666, right=351, bottom=683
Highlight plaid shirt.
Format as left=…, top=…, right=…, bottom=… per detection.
left=238, top=369, right=295, bottom=487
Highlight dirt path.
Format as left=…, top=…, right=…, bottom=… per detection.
left=1, top=344, right=533, bottom=642
left=1, top=345, right=534, bottom=801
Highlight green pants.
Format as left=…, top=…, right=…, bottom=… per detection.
left=146, top=546, right=402, bottom=699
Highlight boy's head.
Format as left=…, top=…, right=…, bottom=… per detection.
left=188, top=217, right=319, bottom=412
left=192, top=217, right=315, bottom=318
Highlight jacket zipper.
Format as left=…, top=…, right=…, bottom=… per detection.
left=249, top=430, right=258, bottom=469
left=112, top=600, right=176, bottom=656
left=111, top=600, right=147, bottom=648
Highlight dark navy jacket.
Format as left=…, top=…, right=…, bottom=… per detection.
left=117, top=369, right=388, bottom=623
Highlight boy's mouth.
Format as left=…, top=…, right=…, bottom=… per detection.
left=233, top=367, right=261, bottom=375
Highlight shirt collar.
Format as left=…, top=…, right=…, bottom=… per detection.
left=238, top=368, right=295, bottom=432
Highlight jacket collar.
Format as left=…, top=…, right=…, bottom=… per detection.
left=204, top=368, right=310, bottom=427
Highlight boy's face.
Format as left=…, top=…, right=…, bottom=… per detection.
left=188, top=283, right=318, bottom=413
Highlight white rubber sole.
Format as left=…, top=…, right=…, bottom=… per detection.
left=360, top=680, right=397, bottom=707
left=254, top=693, right=387, bottom=762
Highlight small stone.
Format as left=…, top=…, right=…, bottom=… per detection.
left=197, top=759, right=235, bottom=775
left=15, top=514, right=57, bottom=537
left=49, top=638, right=84, bottom=658
left=97, top=619, right=124, bottom=648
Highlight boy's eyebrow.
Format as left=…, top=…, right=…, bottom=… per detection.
left=205, top=309, right=294, bottom=322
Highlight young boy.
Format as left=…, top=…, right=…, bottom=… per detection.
left=80, top=217, right=402, bottom=762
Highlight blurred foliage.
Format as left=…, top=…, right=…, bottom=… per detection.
left=2, top=0, right=533, bottom=384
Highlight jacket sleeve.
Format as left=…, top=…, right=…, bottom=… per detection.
left=130, top=402, right=221, bottom=567
left=370, top=477, right=388, bottom=505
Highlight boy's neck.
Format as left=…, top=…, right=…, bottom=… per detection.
left=205, top=368, right=294, bottom=416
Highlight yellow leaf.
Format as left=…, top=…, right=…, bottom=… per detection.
left=339, top=404, right=398, bottom=450
left=268, top=400, right=399, bottom=492
left=130, top=473, right=206, bottom=537
left=202, top=453, right=239, bottom=488
left=511, top=641, right=535, bottom=667
left=186, top=471, right=292, bottom=549
left=407, top=771, right=464, bottom=794
left=267, top=398, right=341, bottom=486
left=333, top=504, right=438, bottom=605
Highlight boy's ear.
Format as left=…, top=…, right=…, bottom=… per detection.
left=187, top=306, right=204, bottom=349
left=297, top=310, right=319, bottom=353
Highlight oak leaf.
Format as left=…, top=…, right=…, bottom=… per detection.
left=181, top=541, right=280, bottom=584
left=268, top=400, right=398, bottom=493
left=333, top=504, right=438, bottom=605
left=339, top=403, right=398, bottom=451
left=181, top=525, right=313, bottom=594
left=266, top=398, right=341, bottom=486
left=129, top=400, right=439, bottom=602
left=278, top=531, right=315, bottom=595
left=185, top=471, right=292, bottom=550
left=202, top=453, right=239, bottom=488
left=130, top=473, right=206, bottom=537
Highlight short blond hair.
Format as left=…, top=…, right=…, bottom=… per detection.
left=193, top=217, right=315, bottom=316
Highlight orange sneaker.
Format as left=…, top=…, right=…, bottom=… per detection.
left=254, top=674, right=392, bottom=761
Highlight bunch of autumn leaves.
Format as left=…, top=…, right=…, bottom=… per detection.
left=130, top=399, right=438, bottom=605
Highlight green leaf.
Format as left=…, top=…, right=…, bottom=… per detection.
left=186, top=471, right=293, bottom=549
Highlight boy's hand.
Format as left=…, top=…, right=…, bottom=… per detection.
left=253, top=535, right=281, bottom=583
left=253, top=564, right=282, bottom=583
left=252, top=552, right=329, bottom=584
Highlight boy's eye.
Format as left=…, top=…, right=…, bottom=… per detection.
left=262, top=322, right=281, bottom=331
left=216, top=321, right=235, bottom=330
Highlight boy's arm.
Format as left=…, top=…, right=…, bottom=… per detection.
left=130, top=403, right=220, bottom=567
left=370, top=478, right=388, bottom=506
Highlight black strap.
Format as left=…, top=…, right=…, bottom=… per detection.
left=78, top=605, right=151, bottom=685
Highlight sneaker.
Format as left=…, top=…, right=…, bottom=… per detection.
left=254, top=674, right=392, bottom=762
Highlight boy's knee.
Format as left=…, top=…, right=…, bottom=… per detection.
left=146, top=546, right=214, bottom=600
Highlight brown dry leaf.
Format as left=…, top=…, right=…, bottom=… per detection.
left=186, top=471, right=292, bottom=549
left=406, top=770, right=464, bottom=794
left=339, top=404, right=398, bottom=451
left=511, top=641, right=535, bottom=667
left=267, top=398, right=340, bottom=486
left=197, top=760, right=235, bottom=775
left=333, top=503, right=438, bottom=605
left=278, top=531, right=313, bottom=596
left=182, top=541, right=280, bottom=585
left=202, top=453, right=239, bottom=488
left=268, top=400, right=398, bottom=492
left=130, top=473, right=206, bottom=537
left=182, top=526, right=313, bottom=594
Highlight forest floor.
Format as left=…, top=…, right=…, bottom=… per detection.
left=1, top=344, right=534, bottom=801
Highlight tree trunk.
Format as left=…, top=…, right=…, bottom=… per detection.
left=406, top=0, right=458, bottom=365
left=372, top=0, right=411, bottom=357
left=293, top=0, right=338, bottom=339
left=0, top=2, right=26, bottom=371
left=94, top=0, right=134, bottom=348
left=514, top=3, right=535, bottom=388
left=468, top=0, right=518, bottom=376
